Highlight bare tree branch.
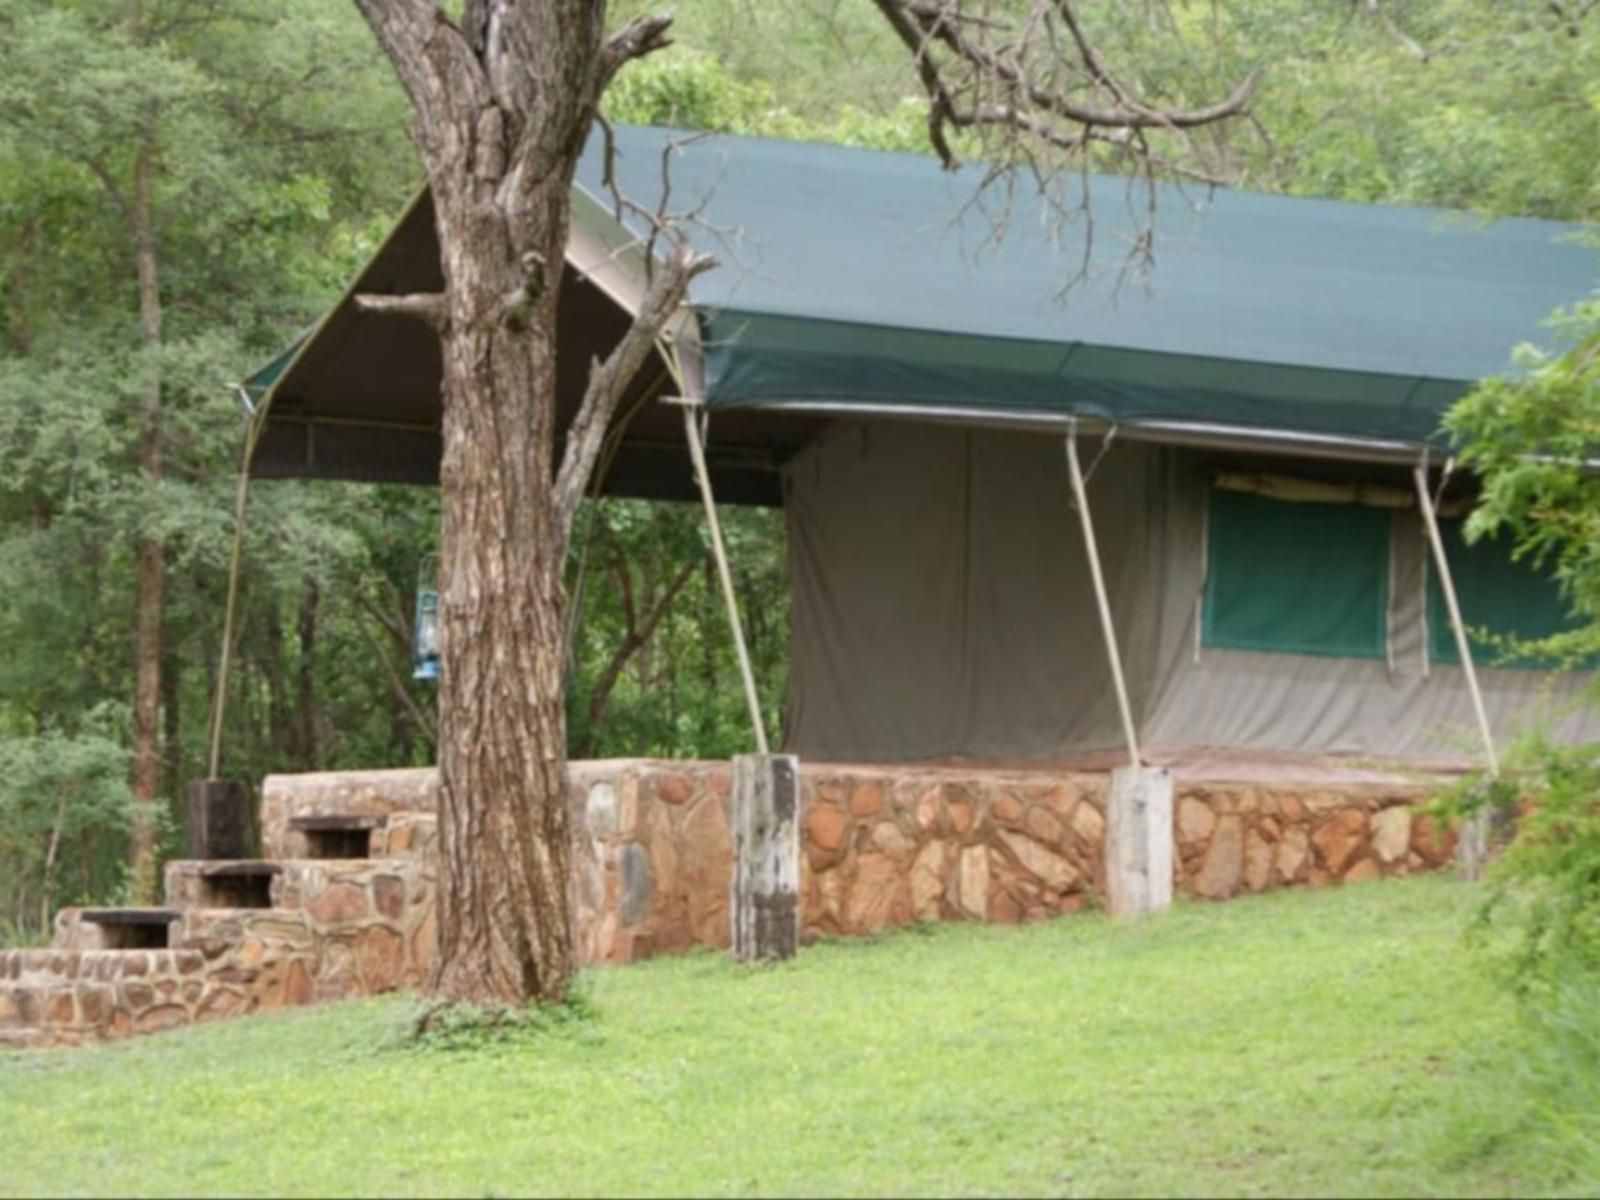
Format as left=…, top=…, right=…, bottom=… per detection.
left=353, top=291, right=449, bottom=329
left=598, top=12, right=676, bottom=90
left=552, top=239, right=715, bottom=541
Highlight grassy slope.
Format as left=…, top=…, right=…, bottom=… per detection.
left=0, top=877, right=1577, bottom=1198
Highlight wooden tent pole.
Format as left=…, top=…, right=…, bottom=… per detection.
left=1066, top=426, right=1141, bottom=769
left=680, top=402, right=770, bottom=755
left=1412, top=461, right=1495, bottom=877
left=206, top=393, right=270, bottom=780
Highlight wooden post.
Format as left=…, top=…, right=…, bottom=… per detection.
left=1105, top=764, right=1174, bottom=917
left=1413, top=463, right=1496, bottom=879
left=185, top=779, right=251, bottom=861
left=730, top=753, right=800, bottom=961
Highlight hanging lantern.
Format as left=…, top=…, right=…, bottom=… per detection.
left=412, top=553, right=440, bottom=681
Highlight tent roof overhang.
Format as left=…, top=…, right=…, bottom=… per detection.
left=245, top=124, right=1598, bottom=499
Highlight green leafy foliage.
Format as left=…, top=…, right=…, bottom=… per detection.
left=0, top=719, right=135, bottom=944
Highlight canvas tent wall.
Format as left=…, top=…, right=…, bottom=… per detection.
left=784, top=420, right=1598, bottom=763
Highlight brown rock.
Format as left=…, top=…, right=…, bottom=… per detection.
left=355, top=926, right=404, bottom=993
left=1279, top=794, right=1306, bottom=822
left=1276, top=826, right=1309, bottom=882
left=373, top=874, right=406, bottom=922
left=916, top=788, right=943, bottom=832
left=656, top=772, right=695, bottom=806
left=181, top=980, right=204, bottom=1005
left=122, top=953, right=149, bottom=978
left=134, top=1005, right=188, bottom=1034
left=1071, top=802, right=1105, bottom=846
left=1411, top=813, right=1454, bottom=864
left=1195, top=815, right=1244, bottom=899
left=844, top=853, right=902, bottom=933
left=805, top=804, right=848, bottom=854
left=1243, top=830, right=1273, bottom=893
left=871, top=820, right=917, bottom=860
left=957, top=845, right=989, bottom=918
left=1371, top=806, right=1412, bottom=864
left=910, top=841, right=946, bottom=919
left=849, top=781, right=884, bottom=817
left=1025, top=806, right=1064, bottom=846
left=1258, top=816, right=1281, bottom=843
left=283, top=959, right=313, bottom=1007
left=75, top=985, right=108, bottom=1025
left=196, top=989, right=245, bottom=1023
left=947, top=800, right=974, bottom=836
left=306, top=882, right=370, bottom=925
left=409, top=906, right=438, bottom=978
left=237, top=938, right=265, bottom=967
left=111, top=1010, right=132, bottom=1038
left=388, top=824, right=416, bottom=854
left=120, top=982, right=155, bottom=1012
left=1345, top=857, right=1382, bottom=884
left=990, top=888, right=1024, bottom=925
left=46, top=991, right=74, bottom=1025
left=997, top=830, right=1078, bottom=892
left=1312, top=809, right=1368, bottom=874
left=991, top=791, right=1023, bottom=825
left=1306, top=867, right=1333, bottom=888
left=1177, top=796, right=1216, bottom=845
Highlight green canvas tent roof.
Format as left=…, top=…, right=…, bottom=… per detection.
left=245, top=123, right=1596, bottom=493
left=583, top=124, right=1595, bottom=450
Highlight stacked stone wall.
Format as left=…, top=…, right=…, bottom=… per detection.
left=4, top=758, right=1456, bottom=1050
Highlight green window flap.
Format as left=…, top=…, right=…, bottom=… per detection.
left=1203, top=489, right=1390, bottom=659
left=1427, top=521, right=1583, bottom=668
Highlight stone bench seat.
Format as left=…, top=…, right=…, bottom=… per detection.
left=164, top=860, right=282, bottom=910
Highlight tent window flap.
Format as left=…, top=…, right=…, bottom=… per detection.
left=1202, top=489, right=1390, bottom=659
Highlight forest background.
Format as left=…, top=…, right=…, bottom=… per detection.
left=0, top=0, right=1595, bottom=942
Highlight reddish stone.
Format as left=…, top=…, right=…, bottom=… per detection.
left=213, top=967, right=258, bottom=986
left=990, top=888, right=1024, bottom=925
left=373, top=874, right=406, bottom=922
left=1258, top=816, right=1281, bottom=844
left=849, top=781, right=884, bottom=817
left=1312, top=809, right=1367, bottom=874
left=805, top=804, right=848, bottom=853
left=1411, top=813, right=1454, bottom=865
left=283, top=960, right=313, bottom=1007
left=155, top=979, right=177, bottom=997
left=196, top=990, right=244, bottom=1023
left=120, top=982, right=154, bottom=1011
left=656, top=772, right=695, bottom=805
left=1025, top=806, right=1064, bottom=846
left=388, top=824, right=415, bottom=853
left=306, top=882, right=370, bottom=925
left=1279, top=794, right=1307, bottom=822
left=181, top=980, right=204, bottom=1005
left=122, top=953, right=148, bottom=978
left=135, top=1004, right=188, bottom=1036
left=844, top=853, right=903, bottom=933
left=111, top=1010, right=132, bottom=1038
left=1344, top=857, right=1382, bottom=884
left=991, top=792, right=1023, bottom=825
left=948, top=800, right=974, bottom=836
left=237, top=938, right=265, bottom=967
left=1306, top=868, right=1333, bottom=888
left=916, top=788, right=943, bottom=832
left=75, top=985, right=108, bottom=1025
left=45, top=991, right=74, bottom=1025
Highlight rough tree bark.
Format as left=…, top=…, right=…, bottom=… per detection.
left=351, top=0, right=710, bottom=1007
left=350, top=0, right=1251, bottom=1009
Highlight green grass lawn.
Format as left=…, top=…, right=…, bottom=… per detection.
left=0, top=876, right=1586, bottom=1198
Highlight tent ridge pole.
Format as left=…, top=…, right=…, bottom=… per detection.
left=1412, top=461, right=1495, bottom=877
left=1066, top=426, right=1141, bottom=769
left=681, top=403, right=770, bottom=755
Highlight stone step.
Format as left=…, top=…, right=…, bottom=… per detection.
left=164, top=860, right=282, bottom=910
left=261, top=767, right=436, bottom=859
left=53, top=907, right=182, bottom=951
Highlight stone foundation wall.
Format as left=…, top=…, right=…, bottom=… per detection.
left=5, top=759, right=1453, bottom=1050
left=565, top=761, right=1454, bottom=962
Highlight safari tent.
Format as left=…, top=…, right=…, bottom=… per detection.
left=241, top=123, right=1600, bottom=768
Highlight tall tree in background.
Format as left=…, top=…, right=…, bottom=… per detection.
left=350, top=0, right=1254, bottom=1008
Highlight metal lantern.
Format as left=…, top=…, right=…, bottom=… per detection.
left=412, top=553, right=440, bottom=682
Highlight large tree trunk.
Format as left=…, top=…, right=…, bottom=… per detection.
left=128, top=132, right=165, bottom=903
left=353, top=0, right=708, bottom=1009
left=429, top=180, right=576, bottom=1003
